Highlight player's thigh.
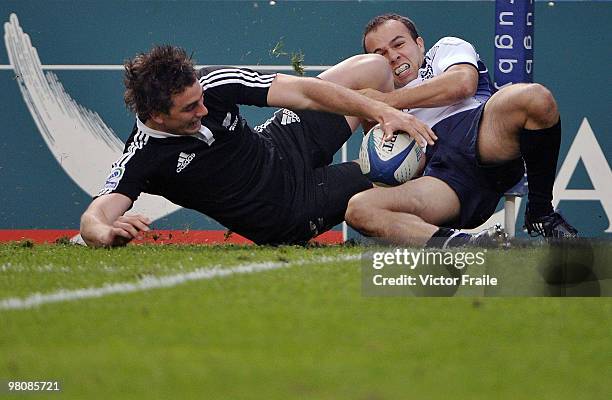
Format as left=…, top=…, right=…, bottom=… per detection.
left=353, top=176, right=460, bottom=225
left=478, top=84, right=532, bottom=163
left=313, top=162, right=373, bottom=231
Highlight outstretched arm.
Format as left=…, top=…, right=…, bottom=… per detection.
left=267, top=73, right=437, bottom=146
left=361, top=64, right=478, bottom=109
left=80, top=193, right=151, bottom=248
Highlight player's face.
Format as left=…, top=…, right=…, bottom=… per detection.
left=364, top=20, right=425, bottom=88
left=159, top=82, right=208, bottom=135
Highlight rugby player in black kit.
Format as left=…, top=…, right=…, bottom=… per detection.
left=80, top=45, right=437, bottom=247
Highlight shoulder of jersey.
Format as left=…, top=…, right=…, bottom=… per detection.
left=435, top=36, right=470, bottom=47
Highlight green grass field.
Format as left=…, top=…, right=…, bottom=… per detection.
left=1, top=242, right=610, bottom=399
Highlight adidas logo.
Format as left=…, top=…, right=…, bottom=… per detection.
left=176, top=152, right=195, bottom=173
left=280, top=109, right=300, bottom=126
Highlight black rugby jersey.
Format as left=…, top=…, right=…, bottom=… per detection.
left=98, top=67, right=303, bottom=243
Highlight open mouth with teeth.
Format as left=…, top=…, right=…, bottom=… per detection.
left=394, top=63, right=411, bottom=76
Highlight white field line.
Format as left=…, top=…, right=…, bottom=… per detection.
left=0, top=64, right=332, bottom=71
left=0, top=254, right=359, bottom=311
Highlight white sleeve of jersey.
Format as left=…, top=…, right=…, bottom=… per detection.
left=430, top=37, right=480, bottom=74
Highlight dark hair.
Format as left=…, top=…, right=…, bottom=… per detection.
left=362, top=14, right=420, bottom=53
left=123, top=45, right=196, bottom=120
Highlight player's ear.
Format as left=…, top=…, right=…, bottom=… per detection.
left=149, top=111, right=166, bottom=125
left=416, top=37, right=425, bottom=53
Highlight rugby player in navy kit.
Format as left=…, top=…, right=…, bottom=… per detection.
left=79, top=45, right=438, bottom=247
left=341, top=14, right=578, bottom=247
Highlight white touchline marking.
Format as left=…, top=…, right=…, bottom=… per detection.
left=0, top=255, right=359, bottom=311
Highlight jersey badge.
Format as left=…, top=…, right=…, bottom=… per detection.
left=176, top=152, right=195, bottom=173
left=102, top=166, right=124, bottom=191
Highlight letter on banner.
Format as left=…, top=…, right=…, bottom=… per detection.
left=494, top=35, right=514, bottom=49
left=498, top=59, right=517, bottom=74
left=499, top=11, right=514, bottom=25
left=494, top=0, right=535, bottom=87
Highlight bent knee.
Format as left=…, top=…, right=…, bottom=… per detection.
left=524, top=83, right=559, bottom=128
left=346, top=187, right=426, bottom=229
left=348, top=54, right=394, bottom=92
left=319, top=54, right=393, bottom=92
left=345, top=193, right=377, bottom=231
left=355, top=53, right=390, bottom=73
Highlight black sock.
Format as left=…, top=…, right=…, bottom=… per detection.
left=426, top=228, right=470, bottom=248
left=519, top=119, right=561, bottom=218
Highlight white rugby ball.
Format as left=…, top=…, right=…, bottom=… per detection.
left=359, top=124, right=425, bottom=186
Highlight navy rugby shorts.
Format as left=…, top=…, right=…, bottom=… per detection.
left=424, top=103, right=525, bottom=229
left=261, top=109, right=372, bottom=244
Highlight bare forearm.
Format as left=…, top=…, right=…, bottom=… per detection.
left=269, top=74, right=392, bottom=123
left=267, top=73, right=438, bottom=146
left=80, top=210, right=114, bottom=248
left=386, top=69, right=477, bottom=109
left=299, top=77, right=392, bottom=122
left=79, top=193, right=141, bottom=248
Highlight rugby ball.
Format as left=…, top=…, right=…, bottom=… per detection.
left=359, top=124, right=425, bottom=186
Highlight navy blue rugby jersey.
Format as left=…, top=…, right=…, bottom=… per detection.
left=98, top=66, right=300, bottom=243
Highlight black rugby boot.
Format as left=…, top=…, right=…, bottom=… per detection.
left=524, top=209, right=578, bottom=238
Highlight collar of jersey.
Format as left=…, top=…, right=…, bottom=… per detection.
left=137, top=117, right=186, bottom=139
left=136, top=117, right=215, bottom=145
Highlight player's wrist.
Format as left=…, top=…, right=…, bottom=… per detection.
left=388, top=89, right=412, bottom=109
left=370, top=102, right=394, bottom=124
